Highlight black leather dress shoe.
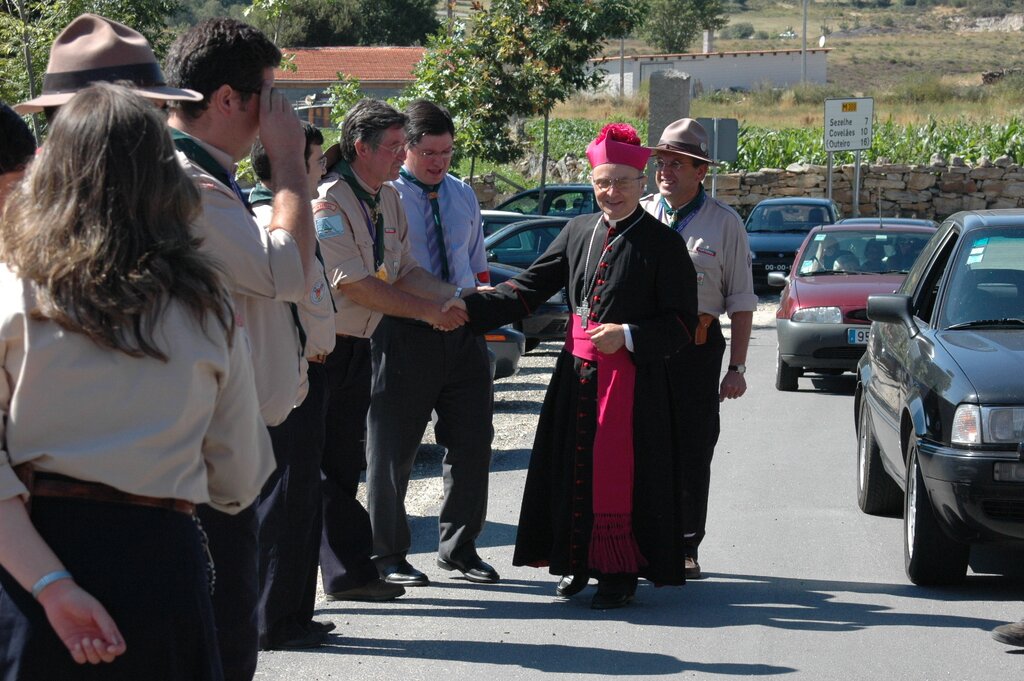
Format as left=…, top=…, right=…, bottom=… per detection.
left=261, top=628, right=323, bottom=651
left=381, top=560, right=430, bottom=587
left=308, top=620, right=336, bottom=634
left=437, top=556, right=500, bottom=584
left=590, top=576, right=638, bottom=610
left=555, top=574, right=588, bottom=598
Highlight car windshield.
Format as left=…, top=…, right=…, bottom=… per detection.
left=746, top=203, right=834, bottom=233
left=795, top=229, right=928, bottom=276
left=941, top=227, right=1024, bottom=328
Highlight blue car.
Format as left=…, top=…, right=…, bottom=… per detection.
left=746, top=197, right=841, bottom=287
left=855, top=209, right=1024, bottom=585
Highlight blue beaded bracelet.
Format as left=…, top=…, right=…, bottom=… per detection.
left=31, top=570, right=72, bottom=599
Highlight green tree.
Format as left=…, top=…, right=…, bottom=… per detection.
left=641, top=0, right=728, bottom=54
left=245, top=0, right=360, bottom=46
left=355, top=0, right=439, bottom=46
left=0, top=0, right=179, bottom=113
left=408, top=0, right=646, bottom=165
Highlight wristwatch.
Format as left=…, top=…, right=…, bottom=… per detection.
left=453, top=286, right=463, bottom=299
left=728, top=364, right=746, bottom=374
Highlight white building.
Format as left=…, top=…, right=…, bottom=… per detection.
left=590, top=48, right=829, bottom=96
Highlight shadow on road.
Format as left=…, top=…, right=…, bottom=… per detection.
left=314, top=569, right=1021, bottom=674
left=310, top=634, right=793, bottom=676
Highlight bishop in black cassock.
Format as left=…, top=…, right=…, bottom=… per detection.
left=462, top=124, right=699, bottom=609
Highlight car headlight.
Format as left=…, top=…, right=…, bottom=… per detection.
left=791, top=306, right=842, bottom=323
left=952, top=404, right=1024, bottom=444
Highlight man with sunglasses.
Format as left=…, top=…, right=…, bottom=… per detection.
left=641, top=118, right=757, bottom=581
left=369, top=100, right=498, bottom=588
left=313, top=99, right=467, bottom=604
left=164, top=18, right=316, bottom=680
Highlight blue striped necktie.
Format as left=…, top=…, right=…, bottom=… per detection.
left=400, top=168, right=450, bottom=282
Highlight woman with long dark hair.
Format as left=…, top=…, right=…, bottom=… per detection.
left=0, top=82, right=273, bottom=680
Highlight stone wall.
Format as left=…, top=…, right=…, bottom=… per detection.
left=474, top=152, right=1024, bottom=221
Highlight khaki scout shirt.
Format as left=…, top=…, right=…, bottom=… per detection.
left=642, top=193, right=758, bottom=317
left=0, top=266, right=274, bottom=513
left=253, top=203, right=336, bottom=360
left=314, top=171, right=419, bottom=338
left=176, top=136, right=307, bottom=426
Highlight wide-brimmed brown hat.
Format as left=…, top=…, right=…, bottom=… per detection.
left=653, top=118, right=717, bottom=165
left=14, top=14, right=202, bottom=114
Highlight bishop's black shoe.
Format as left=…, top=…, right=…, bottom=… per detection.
left=590, top=576, right=638, bottom=610
left=555, top=574, right=588, bottom=598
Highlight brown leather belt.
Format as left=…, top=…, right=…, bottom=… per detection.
left=15, top=464, right=194, bottom=515
left=694, top=313, right=717, bottom=345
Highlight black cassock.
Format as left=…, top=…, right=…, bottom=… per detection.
left=465, top=206, right=698, bottom=585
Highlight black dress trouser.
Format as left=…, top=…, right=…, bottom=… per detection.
left=318, top=337, right=379, bottom=592
left=678, top=320, right=726, bottom=559
left=257, top=363, right=328, bottom=646
left=198, top=499, right=259, bottom=681
left=365, top=317, right=494, bottom=569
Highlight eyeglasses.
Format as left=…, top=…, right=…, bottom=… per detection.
left=591, top=176, right=644, bottom=191
left=653, top=159, right=688, bottom=171
left=411, top=147, right=454, bottom=160
left=376, top=142, right=407, bottom=157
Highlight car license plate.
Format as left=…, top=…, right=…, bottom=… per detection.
left=764, top=264, right=788, bottom=271
left=994, top=462, right=1024, bottom=482
left=847, top=328, right=869, bottom=345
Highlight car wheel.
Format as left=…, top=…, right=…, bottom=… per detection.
left=856, top=405, right=901, bottom=515
left=524, top=338, right=540, bottom=353
left=775, top=348, right=800, bottom=391
left=903, top=439, right=969, bottom=585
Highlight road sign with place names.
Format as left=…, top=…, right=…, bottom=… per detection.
left=823, top=98, right=874, bottom=153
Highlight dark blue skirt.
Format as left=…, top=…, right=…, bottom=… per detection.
left=0, top=496, right=222, bottom=681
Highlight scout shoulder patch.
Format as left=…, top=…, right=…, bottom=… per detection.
left=312, top=200, right=339, bottom=214
left=310, top=279, right=327, bottom=305
left=315, top=214, right=345, bottom=238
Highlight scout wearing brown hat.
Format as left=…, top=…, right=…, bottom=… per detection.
left=641, top=118, right=757, bottom=581
left=652, top=117, right=718, bottom=165
left=14, top=13, right=200, bottom=115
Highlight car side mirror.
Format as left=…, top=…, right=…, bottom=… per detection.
left=867, top=293, right=918, bottom=337
left=767, top=271, right=788, bottom=288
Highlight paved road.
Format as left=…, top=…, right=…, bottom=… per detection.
left=255, top=316, right=1024, bottom=680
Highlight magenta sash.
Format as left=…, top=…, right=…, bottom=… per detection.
left=564, top=314, right=648, bottom=574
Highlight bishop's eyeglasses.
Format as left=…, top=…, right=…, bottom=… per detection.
left=591, top=175, right=644, bottom=191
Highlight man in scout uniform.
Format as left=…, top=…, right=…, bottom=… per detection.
left=250, top=123, right=339, bottom=650
left=641, top=118, right=757, bottom=580
left=164, top=18, right=316, bottom=681
left=375, top=99, right=499, bottom=587
left=314, top=99, right=465, bottom=602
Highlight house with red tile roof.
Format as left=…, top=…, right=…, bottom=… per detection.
left=275, top=46, right=425, bottom=126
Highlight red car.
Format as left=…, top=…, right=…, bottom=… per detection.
left=768, top=220, right=938, bottom=391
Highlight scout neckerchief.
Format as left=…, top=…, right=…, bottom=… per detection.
left=332, top=159, right=384, bottom=271
left=399, top=168, right=450, bottom=282
left=250, top=182, right=337, bottom=315
left=173, top=131, right=307, bottom=353
left=171, top=129, right=252, bottom=213
left=661, top=185, right=706, bottom=234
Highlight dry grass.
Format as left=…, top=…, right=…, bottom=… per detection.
left=575, top=6, right=1024, bottom=128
